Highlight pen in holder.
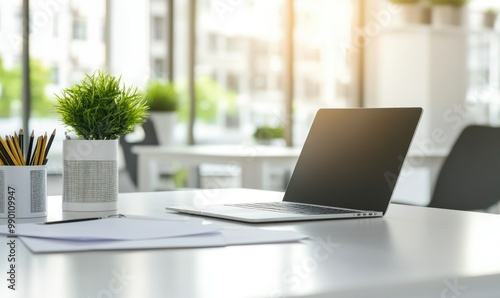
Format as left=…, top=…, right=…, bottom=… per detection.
left=0, top=129, right=55, bottom=219
left=0, top=165, right=47, bottom=219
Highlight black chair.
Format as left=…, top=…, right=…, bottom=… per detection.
left=428, top=125, right=500, bottom=211
left=120, top=118, right=159, bottom=187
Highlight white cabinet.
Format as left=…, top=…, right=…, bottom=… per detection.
left=365, top=25, right=471, bottom=152
left=365, top=25, right=480, bottom=205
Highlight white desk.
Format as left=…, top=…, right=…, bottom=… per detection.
left=132, top=144, right=300, bottom=191
left=1, top=189, right=500, bottom=297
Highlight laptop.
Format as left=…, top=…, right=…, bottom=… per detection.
left=166, top=107, right=422, bottom=223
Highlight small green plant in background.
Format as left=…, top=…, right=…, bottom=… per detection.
left=428, top=0, right=468, bottom=6
left=55, top=70, right=149, bottom=140
left=485, top=8, right=498, bottom=15
left=253, top=125, right=284, bottom=141
left=387, top=0, right=420, bottom=3
left=145, top=80, right=179, bottom=112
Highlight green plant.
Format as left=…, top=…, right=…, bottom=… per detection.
left=177, top=77, right=237, bottom=123
left=55, top=70, right=148, bottom=140
left=253, top=126, right=284, bottom=140
left=388, top=0, right=420, bottom=3
left=485, top=8, right=498, bottom=15
left=428, top=0, right=468, bottom=6
left=145, top=80, right=179, bottom=112
left=0, top=58, right=52, bottom=118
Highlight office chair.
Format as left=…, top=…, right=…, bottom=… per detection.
left=428, top=125, right=500, bottom=211
left=119, top=118, right=159, bottom=187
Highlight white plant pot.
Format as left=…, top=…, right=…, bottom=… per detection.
left=62, top=139, right=118, bottom=212
left=483, top=13, right=497, bottom=29
left=395, top=3, right=425, bottom=25
left=149, top=112, right=177, bottom=146
left=432, top=5, right=466, bottom=26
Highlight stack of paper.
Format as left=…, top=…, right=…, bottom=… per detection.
left=0, top=218, right=307, bottom=253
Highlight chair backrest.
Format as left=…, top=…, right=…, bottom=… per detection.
left=119, top=118, right=158, bottom=186
left=428, top=125, right=500, bottom=211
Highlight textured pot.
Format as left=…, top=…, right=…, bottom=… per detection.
left=62, top=139, right=118, bottom=211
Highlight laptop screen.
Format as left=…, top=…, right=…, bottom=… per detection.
left=283, top=108, right=422, bottom=214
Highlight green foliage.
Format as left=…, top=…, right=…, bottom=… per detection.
left=253, top=126, right=284, bottom=140
left=485, top=8, right=498, bottom=15
left=177, top=77, right=237, bottom=123
left=0, top=58, right=52, bottom=118
left=55, top=70, right=149, bottom=140
left=145, top=80, right=179, bottom=112
left=388, top=0, right=420, bottom=3
left=30, top=60, right=53, bottom=117
left=428, top=0, right=468, bottom=6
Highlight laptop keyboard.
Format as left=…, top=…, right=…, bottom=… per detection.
left=225, top=202, right=358, bottom=215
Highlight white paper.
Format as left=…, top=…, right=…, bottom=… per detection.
left=18, top=228, right=307, bottom=253
left=19, top=232, right=227, bottom=253
left=0, top=218, right=221, bottom=241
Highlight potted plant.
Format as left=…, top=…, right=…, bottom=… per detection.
left=253, top=125, right=285, bottom=145
left=428, top=0, right=469, bottom=26
left=145, top=80, right=179, bottom=145
left=55, top=70, right=148, bottom=211
left=387, top=0, right=426, bottom=25
left=483, top=8, right=498, bottom=29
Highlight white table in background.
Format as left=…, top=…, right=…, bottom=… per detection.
left=132, top=144, right=301, bottom=191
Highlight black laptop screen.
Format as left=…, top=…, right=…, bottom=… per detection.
left=283, top=108, right=422, bottom=214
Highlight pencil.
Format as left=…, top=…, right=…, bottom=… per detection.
left=38, top=132, right=48, bottom=166
left=0, top=137, right=18, bottom=166
left=6, top=136, right=21, bottom=166
left=7, top=136, right=18, bottom=164
left=0, top=146, right=14, bottom=165
left=35, top=136, right=43, bottom=166
left=13, top=133, right=25, bottom=165
left=0, top=150, right=7, bottom=165
left=43, top=129, right=56, bottom=165
left=10, top=135, right=23, bottom=165
left=30, top=136, right=41, bottom=166
left=26, top=130, right=34, bottom=165
left=19, top=129, right=24, bottom=157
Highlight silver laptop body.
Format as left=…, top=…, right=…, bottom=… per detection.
left=166, top=107, right=422, bottom=223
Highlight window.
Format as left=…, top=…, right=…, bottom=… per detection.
left=153, top=58, right=165, bottom=78
left=5, top=0, right=357, bottom=180
left=51, top=66, right=59, bottom=85
left=152, top=16, right=165, bottom=40
left=53, top=15, right=59, bottom=37
left=72, top=17, right=87, bottom=40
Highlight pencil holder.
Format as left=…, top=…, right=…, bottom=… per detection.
left=0, top=166, right=47, bottom=219
left=62, top=139, right=118, bottom=212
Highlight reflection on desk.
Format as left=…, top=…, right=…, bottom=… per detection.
left=1, top=189, right=500, bottom=297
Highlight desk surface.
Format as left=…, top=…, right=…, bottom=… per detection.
left=2, top=189, right=500, bottom=298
